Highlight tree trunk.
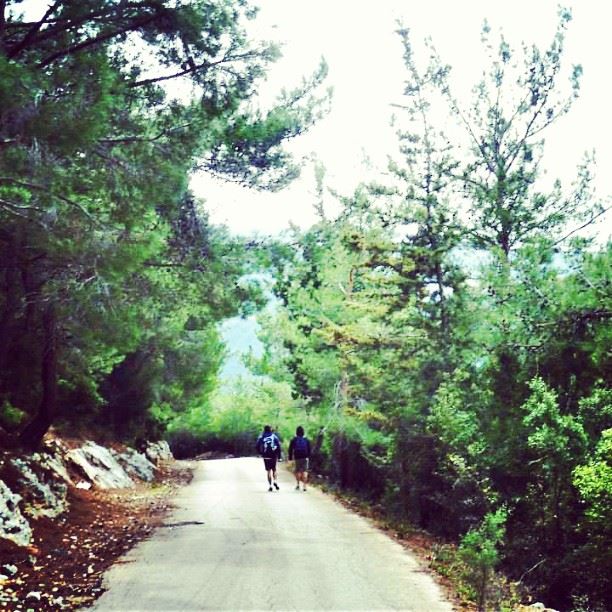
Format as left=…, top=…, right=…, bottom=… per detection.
left=0, top=1, right=6, bottom=53
left=0, top=266, right=18, bottom=379
left=19, top=302, right=57, bottom=449
left=0, top=235, right=21, bottom=379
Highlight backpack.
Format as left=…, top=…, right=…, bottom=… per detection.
left=293, top=436, right=309, bottom=459
left=261, top=433, right=279, bottom=458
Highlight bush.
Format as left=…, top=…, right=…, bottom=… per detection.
left=0, top=400, right=27, bottom=432
left=458, top=507, right=507, bottom=611
left=166, top=429, right=208, bottom=459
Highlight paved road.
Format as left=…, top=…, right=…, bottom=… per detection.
left=90, top=457, right=453, bottom=611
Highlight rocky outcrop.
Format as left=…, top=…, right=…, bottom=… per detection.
left=0, top=480, right=32, bottom=546
left=145, top=440, right=173, bottom=464
left=33, top=441, right=73, bottom=485
left=10, top=457, right=68, bottom=519
left=66, top=442, right=134, bottom=489
left=114, top=448, right=157, bottom=482
left=0, top=437, right=172, bottom=548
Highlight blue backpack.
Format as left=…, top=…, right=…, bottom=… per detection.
left=293, top=436, right=309, bottom=459
left=261, top=434, right=279, bottom=458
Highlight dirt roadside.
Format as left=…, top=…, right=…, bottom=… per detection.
left=0, top=461, right=194, bottom=611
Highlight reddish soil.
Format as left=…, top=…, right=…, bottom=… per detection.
left=0, top=462, right=194, bottom=611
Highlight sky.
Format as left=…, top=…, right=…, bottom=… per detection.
left=192, top=0, right=612, bottom=240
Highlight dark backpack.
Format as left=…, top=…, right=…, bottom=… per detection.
left=261, top=434, right=279, bottom=458
left=293, top=436, right=309, bottom=459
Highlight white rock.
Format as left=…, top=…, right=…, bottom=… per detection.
left=0, top=480, right=31, bottom=546
left=113, top=448, right=156, bottom=482
left=10, top=458, right=68, bottom=519
left=66, top=441, right=134, bottom=489
left=33, top=450, right=73, bottom=485
left=145, top=440, right=173, bottom=464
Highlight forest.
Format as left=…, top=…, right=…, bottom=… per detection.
left=0, top=2, right=609, bottom=611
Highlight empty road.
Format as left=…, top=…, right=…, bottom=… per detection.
left=90, top=457, right=453, bottom=611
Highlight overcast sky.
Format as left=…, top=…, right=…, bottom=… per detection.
left=192, top=0, right=612, bottom=240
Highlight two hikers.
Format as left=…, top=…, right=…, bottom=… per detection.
left=256, top=425, right=312, bottom=492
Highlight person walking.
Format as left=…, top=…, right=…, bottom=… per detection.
left=288, top=425, right=311, bottom=491
left=256, top=425, right=282, bottom=491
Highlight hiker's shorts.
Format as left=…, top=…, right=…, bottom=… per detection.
left=263, top=457, right=277, bottom=471
left=294, top=458, right=309, bottom=472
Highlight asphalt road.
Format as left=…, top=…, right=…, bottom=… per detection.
left=90, top=457, right=453, bottom=611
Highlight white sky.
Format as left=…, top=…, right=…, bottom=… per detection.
left=191, top=0, right=612, bottom=239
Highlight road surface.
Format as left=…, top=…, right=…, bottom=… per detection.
left=90, top=457, right=453, bottom=611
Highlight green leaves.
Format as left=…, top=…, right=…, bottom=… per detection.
left=521, top=377, right=587, bottom=470
left=242, top=11, right=610, bottom=610
left=201, top=59, right=330, bottom=191
left=0, top=0, right=329, bottom=446
left=458, top=507, right=508, bottom=610
left=573, top=429, right=612, bottom=523
left=428, top=374, right=486, bottom=460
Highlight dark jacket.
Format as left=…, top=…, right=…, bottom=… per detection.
left=288, top=435, right=311, bottom=460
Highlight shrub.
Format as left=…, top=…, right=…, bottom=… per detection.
left=458, top=507, right=507, bottom=611
left=0, top=400, right=27, bottom=432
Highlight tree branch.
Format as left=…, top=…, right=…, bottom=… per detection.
left=128, top=50, right=261, bottom=88
left=0, top=198, right=47, bottom=226
left=0, top=177, right=96, bottom=223
left=7, top=1, right=164, bottom=58
left=552, top=204, right=612, bottom=246
left=38, top=11, right=160, bottom=68
left=6, top=0, right=63, bottom=58
left=98, top=123, right=192, bottom=144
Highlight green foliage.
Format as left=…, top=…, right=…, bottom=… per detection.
left=579, top=386, right=612, bottom=444
left=166, top=376, right=300, bottom=457
left=0, top=0, right=328, bottom=446
left=573, top=429, right=612, bottom=524
left=568, top=427, right=612, bottom=611
left=202, top=59, right=331, bottom=191
left=458, top=508, right=508, bottom=611
left=248, top=11, right=610, bottom=610
left=459, top=508, right=507, bottom=574
left=522, top=377, right=587, bottom=472
left=428, top=373, right=486, bottom=460
left=0, top=400, right=27, bottom=432
left=2, top=3, right=608, bottom=608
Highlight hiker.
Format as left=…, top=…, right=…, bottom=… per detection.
left=256, top=425, right=282, bottom=491
left=288, top=425, right=311, bottom=491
